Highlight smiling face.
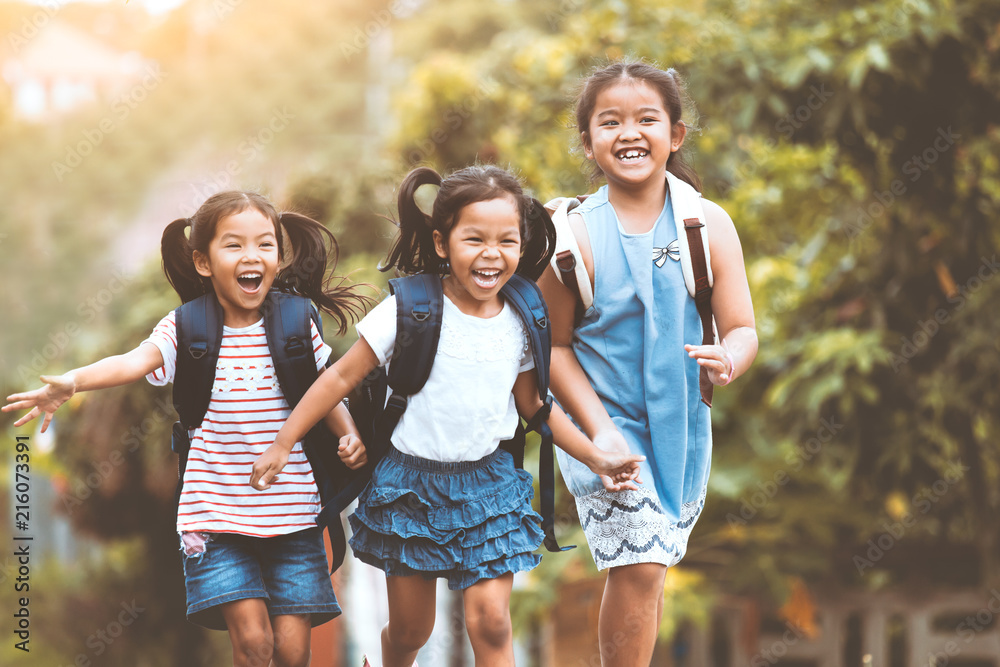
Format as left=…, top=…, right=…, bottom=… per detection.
left=193, top=207, right=280, bottom=327
left=583, top=79, right=686, bottom=191
left=433, top=197, right=522, bottom=316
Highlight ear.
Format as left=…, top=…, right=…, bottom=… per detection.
left=671, top=121, right=687, bottom=153
left=432, top=229, right=448, bottom=260
left=193, top=250, right=213, bottom=278
left=581, top=131, right=594, bottom=160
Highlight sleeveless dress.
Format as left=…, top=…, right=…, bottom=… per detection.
left=554, top=184, right=712, bottom=570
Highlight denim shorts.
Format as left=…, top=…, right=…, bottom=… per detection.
left=181, top=527, right=341, bottom=630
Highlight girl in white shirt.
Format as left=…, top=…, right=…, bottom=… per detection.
left=251, top=165, right=644, bottom=667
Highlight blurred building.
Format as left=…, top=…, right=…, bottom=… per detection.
left=2, top=20, right=147, bottom=121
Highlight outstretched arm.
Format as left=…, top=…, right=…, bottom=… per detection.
left=3, top=342, right=165, bottom=433
left=251, top=337, right=380, bottom=489
left=512, top=371, right=644, bottom=492
left=683, top=199, right=758, bottom=384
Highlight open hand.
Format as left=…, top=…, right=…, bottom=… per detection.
left=338, top=434, right=367, bottom=470
left=250, top=444, right=290, bottom=491
left=684, top=343, right=734, bottom=385
left=3, top=374, right=77, bottom=433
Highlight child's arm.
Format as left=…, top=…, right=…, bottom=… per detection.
left=683, top=199, right=758, bottom=384
left=512, top=371, right=644, bottom=492
left=3, top=343, right=165, bottom=433
left=537, top=230, right=631, bottom=457
left=317, top=378, right=366, bottom=470
left=250, top=337, right=380, bottom=490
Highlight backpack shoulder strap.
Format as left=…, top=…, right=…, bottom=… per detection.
left=666, top=172, right=717, bottom=407
left=500, top=274, right=551, bottom=399
left=386, top=274, right=443, bottom=395
left=501, top=274, right=573, bottom=553
left=262, top=290, right=319, bottom=407
left=545, top=196, right=593, bottom=324
left=666, top=171, right=714, bottom=298
left=173, top=292, right=224, bottom=430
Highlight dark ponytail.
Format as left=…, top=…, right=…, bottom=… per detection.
left=161, top=217, right=209, bottom=303
left=382, top=166, right=445, bottom=275
left=276, top=212, right=372, bottom=335
left=517, top=198, right=556, bottom=281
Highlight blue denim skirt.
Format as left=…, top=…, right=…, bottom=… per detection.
left=348, top=445, right=543, bottom=590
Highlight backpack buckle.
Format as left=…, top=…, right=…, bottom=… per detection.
left=412, top=304, right=430, bottom=322
left=384, top=394, right=408, bottom=417
left=285, top=336, right=306, bottom=355
left=535, top=315, right=547, bottom=329
left=188, top=342, right=208, bottom=360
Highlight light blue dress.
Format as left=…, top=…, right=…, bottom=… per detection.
left=554, top=184, right=712, bottom=570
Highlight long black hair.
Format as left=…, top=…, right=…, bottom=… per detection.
left=160, top=191, right=371, bottom=334
left=382, top=165, right=556, bottom=281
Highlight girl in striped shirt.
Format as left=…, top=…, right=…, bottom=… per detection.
left=5, top=191, right=371, bottom=667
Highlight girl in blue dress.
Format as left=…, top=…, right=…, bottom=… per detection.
left=539, top=61, right=758, bottom=666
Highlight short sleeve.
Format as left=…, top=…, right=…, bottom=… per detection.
left=311, top=318, right=332, bottom=370
left=355, top=295, right=397, bottom=366
left=143, top=311, right=177, bottom=386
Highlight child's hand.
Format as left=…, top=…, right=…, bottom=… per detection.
left=250, top=444, right=289, bottom=491
left=586, top=429, right=645, bottom=492
left=590, top=450, right=646, bottom=492
left=684, top=343, right=734, bottom=385
left=338, top=434, right=367, bottom=470
left=3, top=374, right=78, bottom=433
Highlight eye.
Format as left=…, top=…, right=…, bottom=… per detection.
left=226, top=243, right=240, bottom=249
left=466, top=236, right=483, bottom=243
left=501, top=239, right=519, bottom=245
left=641, top=117, right=658, bottom=123
left=600, top=120, right=619, bottom=127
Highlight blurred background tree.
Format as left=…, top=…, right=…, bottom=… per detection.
left=2, top=0, right=999, bottom=664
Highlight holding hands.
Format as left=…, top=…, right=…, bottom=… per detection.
left=3, top=374, right=78, bottom=433
left=250, top=433, right=367, bottom=491
left=588, top=428, right=645, bottom=492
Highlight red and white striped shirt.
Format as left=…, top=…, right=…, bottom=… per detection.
left=142, top=310, right=332, bottom=537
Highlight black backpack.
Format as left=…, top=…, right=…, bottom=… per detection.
left=170, top=289, right=353, bottom=566
left=325, top=273, right=573, bottom=556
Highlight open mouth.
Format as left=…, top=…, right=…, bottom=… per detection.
left=237, top=271, right=264, bottom=293
left=471, top=268, right=502, bottom=289
left=616, top=148, right=649, bottom=163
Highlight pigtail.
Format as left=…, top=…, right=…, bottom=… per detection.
left=276, top=212, right=373, bottom=335
left=161, top=217, right=208, bottom=303
left=382, top=166, right=445, bottom=275
left=516, top=198, right=557, bottom=281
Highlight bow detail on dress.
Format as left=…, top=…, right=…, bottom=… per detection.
left=652, top=240, right=680, bottom=268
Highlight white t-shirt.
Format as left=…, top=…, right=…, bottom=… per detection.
left=356, top=294, right=534, bottom=462
left=143, top=311, right=332, bottom=537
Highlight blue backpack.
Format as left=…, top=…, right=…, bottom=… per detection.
left=326, top=273, right=573, bottom=560
left=171, top=289, right=353, bottom=566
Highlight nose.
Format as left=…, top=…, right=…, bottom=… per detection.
left=482, top=244, right=501, bottom=259
left=620, top=120, right=641, bottom=140
left=242, top=246, right=260, bottom=262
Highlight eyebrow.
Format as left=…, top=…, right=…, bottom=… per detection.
left=219, top=231, right=276, bottom=241
left=596, top=106, right=664, bottom=119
